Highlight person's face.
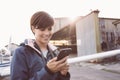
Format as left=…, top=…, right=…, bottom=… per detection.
left=33, top=26, right=53, bottom=45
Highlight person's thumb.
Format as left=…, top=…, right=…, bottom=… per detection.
left=49, top=57, right=57, bottom=62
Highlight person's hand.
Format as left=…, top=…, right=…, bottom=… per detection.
left=60, top=62, right=69, bottom=76
left=46, top=56, right=68, bottom=73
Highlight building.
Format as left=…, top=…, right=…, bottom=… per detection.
left=5, top=43, right=19, bottom=56
left=51, top=10, right=120, bottom=56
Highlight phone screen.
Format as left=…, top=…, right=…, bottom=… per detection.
left=57, top=48, right=72, bottom=61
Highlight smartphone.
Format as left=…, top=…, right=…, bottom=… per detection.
left=57, top=48, right=72, bottom=61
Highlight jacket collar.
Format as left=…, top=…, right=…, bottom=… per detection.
left=24, top=39, right=58, bottom=54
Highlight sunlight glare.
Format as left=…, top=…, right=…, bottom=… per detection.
left=68, top=16, right=78, bottom=23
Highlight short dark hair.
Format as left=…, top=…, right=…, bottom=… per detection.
left=30, top=11, right=54, bottom=33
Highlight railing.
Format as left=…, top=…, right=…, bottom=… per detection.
left=68, top=49, right=120, bottom=64
left=0, top=55, right=10, bottom=64
left=0, top=55, right=10, bottom=77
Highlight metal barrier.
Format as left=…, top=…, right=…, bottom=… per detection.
left=67, top=49, right=120, bottom=64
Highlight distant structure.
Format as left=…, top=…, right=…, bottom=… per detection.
left=0, top=47, right=10, bottom=55
left=5, top=43, right=19, bottom=56
left=51, top=10, right=120, bottom=56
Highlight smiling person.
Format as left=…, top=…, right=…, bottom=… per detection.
left=11, top=11, right=70, bottom=80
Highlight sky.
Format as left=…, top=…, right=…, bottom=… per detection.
left=0, top=0, right=120, bottom=48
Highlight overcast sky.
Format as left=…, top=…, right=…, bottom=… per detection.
left=0, top=0, right=120, bottom=48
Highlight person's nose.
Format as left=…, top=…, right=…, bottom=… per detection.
left=44, top=29, right=51, bottom=35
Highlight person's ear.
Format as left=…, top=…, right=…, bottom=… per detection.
left=31, top=26, right=35, bottom=34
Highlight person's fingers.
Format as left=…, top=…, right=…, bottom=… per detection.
left=60, top=69, right=68, bottom=76
left=66, top=63, right=69, bottom=67
left=57, top=61, right=68, bottom=70
left=49, top=57, right=57, bottom=62
left=57, top=56, right=68, bottom=64
left=61, top=64, right=69, bottom=70
left=47, top=56, right=69, bottom=73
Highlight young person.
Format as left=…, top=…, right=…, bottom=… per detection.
left=11, top=11, right=70, bottom=80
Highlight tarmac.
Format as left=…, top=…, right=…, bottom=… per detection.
left=69, top=54, right=120, bottom=80
left=70, top=61, right=120, bottom=73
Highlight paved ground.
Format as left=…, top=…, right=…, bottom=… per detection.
left=69, top=53, right=120, bottom=80
left=69, top=62, right=120, bottom=80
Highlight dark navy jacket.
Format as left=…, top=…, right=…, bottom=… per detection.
left=10, top=39, right=70, bottom=80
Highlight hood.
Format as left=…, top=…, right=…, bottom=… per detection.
left=23, top=39, right=58, bottom=54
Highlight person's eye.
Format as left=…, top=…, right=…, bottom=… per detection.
left=40, top=28, right=45, bottom=31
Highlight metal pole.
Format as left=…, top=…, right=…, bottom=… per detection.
left=67, top=49, right=120, bottom=64
left=0, top=55, right=3, bottom=64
